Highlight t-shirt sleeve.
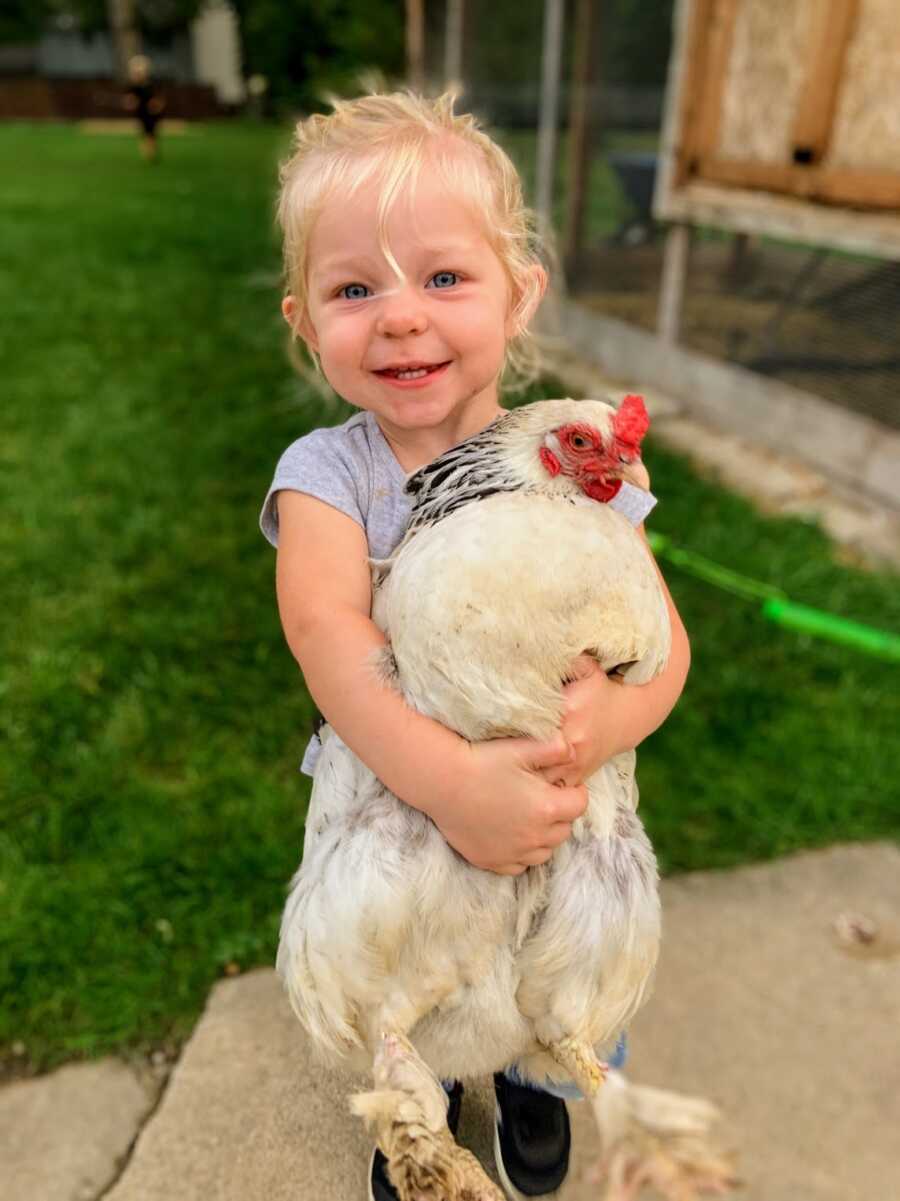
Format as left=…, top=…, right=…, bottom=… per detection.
left=608, top=482, right=657, bottom=526
left=259, top=428, right=365, bottom=547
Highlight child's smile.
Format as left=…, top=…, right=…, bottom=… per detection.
left=295, top=166, right=522, bottom=458
left=374, top=361, right=452, bottom=387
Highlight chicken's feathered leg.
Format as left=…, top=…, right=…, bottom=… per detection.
left=543, top=1034, right=609, bottom=1096
left=351, top=1032, right=505, bottom=1201
left=590, top=1070, right=739, bottom=1201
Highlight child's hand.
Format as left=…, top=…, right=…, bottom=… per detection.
left=537, top=655, right=628, bottom=787
left=433, top=735, right=588, bottom=876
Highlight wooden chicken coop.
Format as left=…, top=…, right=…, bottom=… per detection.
left=654, top=0, right=900, bottom=341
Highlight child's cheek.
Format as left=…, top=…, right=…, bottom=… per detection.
left=324, top=322, right=363, bottom=371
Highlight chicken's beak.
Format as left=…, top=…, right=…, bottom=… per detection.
left=615, top=457, right=650, bottom=491
left=581, top=451, right=647, bottom=502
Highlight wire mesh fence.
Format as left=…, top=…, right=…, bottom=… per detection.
left=574, top=233, right=900, bottom=431
left=435, top=1, right=900, bottom=434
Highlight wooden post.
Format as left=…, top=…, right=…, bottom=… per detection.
left=536, top=0, right=565, bottom=235
left=790, top=0, right=859, bottom=165
left=687, top=0, right=738, bottom=172
left=657, top=222, right=690, bottom=344
left=563, top=0, right=601, bottom=283
left=444, top=0, right=465, bottom=90
left=406, top=0, right=425, bottom=94
left=725, top=231, right=755, bottom=286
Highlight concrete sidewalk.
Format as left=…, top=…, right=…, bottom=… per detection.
left=3, top=843, right=898, bottom=1201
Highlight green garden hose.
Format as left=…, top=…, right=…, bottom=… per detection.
left=647, top=532, right=900, bottom=663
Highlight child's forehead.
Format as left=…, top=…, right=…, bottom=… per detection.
left=309, top=176, right=494, bottom=270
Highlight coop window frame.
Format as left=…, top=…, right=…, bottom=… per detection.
left=672, top=0, right=900, bottom=211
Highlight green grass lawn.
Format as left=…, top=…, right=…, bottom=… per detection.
left=1, top=121, right=897, bottom=1074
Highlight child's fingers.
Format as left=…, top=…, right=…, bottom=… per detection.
left=492, top=822, right=576, bottom=874
left=513, top=827, right=574, bottom=870
left=548, top=783, right=588, bottom=824
left=543, top=820, right=575, bottom=849
left=519, top=734, right=574, bottom=770
left=536, top=764, right=581, bottom=788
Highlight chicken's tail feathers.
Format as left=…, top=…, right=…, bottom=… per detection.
left=279, top=975, right=364, bottom=1058
left=590, top=1070, right=740, bottom=1201
left=275, top=930, right=365, bottom=1058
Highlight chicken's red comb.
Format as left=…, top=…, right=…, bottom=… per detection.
left=613, top=394, right=649, bottom=450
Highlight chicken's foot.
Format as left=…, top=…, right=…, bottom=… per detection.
left=351, top=1031, right=504, bottom=1201
left=589, top=1070, right=739, bottom=1201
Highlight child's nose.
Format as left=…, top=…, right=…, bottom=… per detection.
left=375, top=288, right=428, bottom=337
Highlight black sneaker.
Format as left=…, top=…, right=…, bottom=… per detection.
left=368, top=1079, right=464, bottom=1200
left=493, top=1072, right=570, bottom=1198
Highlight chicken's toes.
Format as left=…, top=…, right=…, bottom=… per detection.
left=589, top=1072, right=738, bottom=1201
left=591, top=1144, right=739, bottom=1201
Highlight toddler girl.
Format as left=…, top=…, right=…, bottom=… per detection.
left=260, top=90, right=690, bottom=1201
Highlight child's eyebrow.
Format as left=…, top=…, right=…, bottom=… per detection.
left=315, top=240, right=479, bottom=280
left=315, top=253, right=382, bottom=278
left=420, top=240, right=478, bottom=258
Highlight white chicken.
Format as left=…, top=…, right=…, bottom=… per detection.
left=277, top=397, right=722, bottom=1200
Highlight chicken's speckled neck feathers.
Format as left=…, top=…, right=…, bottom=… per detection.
left=403, top=398, right=621, bottom=539
left=404, top=412, right=521, bottom=535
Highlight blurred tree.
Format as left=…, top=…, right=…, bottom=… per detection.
left=601, top=0, right=673, bottom=86
left=0, top=0, right=46, bottom=42
left=232, top=0, right=405, bottom=114
left=461, top=0, right=673, bottom=122
left=406, top=0, right=425, bottom=92
left=106, top=0, right=140, bottom=79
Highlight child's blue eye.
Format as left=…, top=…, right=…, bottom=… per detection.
left=339, top=283, right=370, bottom=300
left=429, top=271, right=459, bottom=289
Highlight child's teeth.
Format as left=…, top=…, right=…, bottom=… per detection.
left=397, top=368, right=428, bottom=379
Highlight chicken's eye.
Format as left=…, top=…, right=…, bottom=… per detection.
left=570, top=434, right=592, bottom=450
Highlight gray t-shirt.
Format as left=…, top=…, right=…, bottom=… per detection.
left=260, top=408, right=657, bottom=556
left=259, top=410, right=412, bottom=559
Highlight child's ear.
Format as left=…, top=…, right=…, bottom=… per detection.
left=282, top=295, right=319, bottom=352
left=505, top=264, right=548, bottom=338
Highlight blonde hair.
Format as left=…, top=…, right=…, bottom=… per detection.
left=276, top=89, right=552, bottom=392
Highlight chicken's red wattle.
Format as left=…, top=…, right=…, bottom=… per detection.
left=584, top=477, right=622, bottom=502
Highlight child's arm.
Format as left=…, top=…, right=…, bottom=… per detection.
left=541, top=530, right=690, bottom=787
left=275, top=491, right=588, bottom=875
